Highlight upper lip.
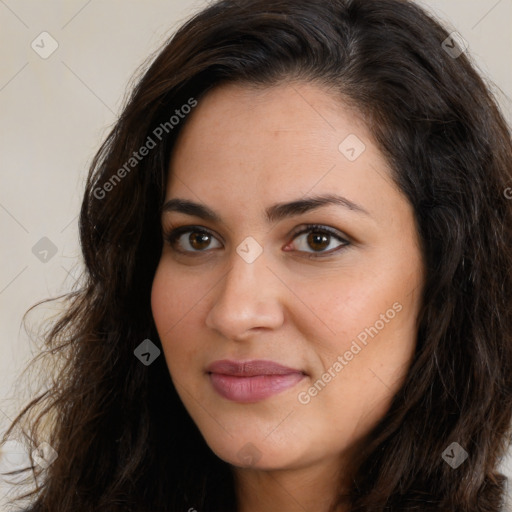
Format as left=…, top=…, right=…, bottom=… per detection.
left=206, top=359, right=305, bottom=377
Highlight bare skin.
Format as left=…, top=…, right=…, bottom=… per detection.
left=151, top=81, right=425, bottom=512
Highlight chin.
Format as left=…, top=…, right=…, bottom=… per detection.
left=199, top=431, right=308, bottom=471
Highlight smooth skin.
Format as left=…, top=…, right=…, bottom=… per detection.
left=151, top=82, right=425, bottom=512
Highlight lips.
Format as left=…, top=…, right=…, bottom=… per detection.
left=206, top=359, right=306, bottom=403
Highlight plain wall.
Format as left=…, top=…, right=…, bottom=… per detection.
left=1, top=0, right=511, bottom=508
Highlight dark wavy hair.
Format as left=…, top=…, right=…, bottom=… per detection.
left=3, top=0, right=512, bottom=510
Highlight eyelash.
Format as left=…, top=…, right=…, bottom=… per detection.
left=163, top=224, right=350, bottom=259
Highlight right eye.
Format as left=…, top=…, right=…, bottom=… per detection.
left=164, top=226, right=222, bottom=253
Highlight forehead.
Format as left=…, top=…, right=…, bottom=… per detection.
left=165, top=81, right=403, bottom=223
left=170, top=81, right=371, bottom=161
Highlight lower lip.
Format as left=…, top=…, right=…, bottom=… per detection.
left=209, top=372, right=305, bottom=403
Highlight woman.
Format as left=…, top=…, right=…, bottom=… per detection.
left=3, top=0, right=512, bottom=510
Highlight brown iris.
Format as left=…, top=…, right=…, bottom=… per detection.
left=189, top=231, right=211, bottom=250
left=307, top=232, right=330, bottom=251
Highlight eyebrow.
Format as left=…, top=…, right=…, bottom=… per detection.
left=161, top=193, right=370, bottom=224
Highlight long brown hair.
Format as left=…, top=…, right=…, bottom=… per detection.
left=3, top=0, right=512, bottom=510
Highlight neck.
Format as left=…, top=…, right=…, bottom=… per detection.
left=233, top=455, right=351, bottom=512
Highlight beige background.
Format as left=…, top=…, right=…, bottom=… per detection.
left=1, top=0, right=511, bottom=509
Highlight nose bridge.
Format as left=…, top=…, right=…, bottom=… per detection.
left=205, top=243, right=284, bottom=336
left=220, top=244, right=270, bottom=307
left=225, top=231, right=270, bottom=286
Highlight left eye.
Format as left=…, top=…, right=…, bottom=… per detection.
left=288, top=226, right=349, bottom=255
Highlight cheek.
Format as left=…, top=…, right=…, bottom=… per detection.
left=151, top=265, right=174, bottom=334
left=296, top=270, right=395, bottom=347
left=151, top=263, right=210, bottom=381
left=151, top=264, right=192, bottom=360
left=151, top=263, right=199, bottom=332
left=299, top=267, right=419, bottom=394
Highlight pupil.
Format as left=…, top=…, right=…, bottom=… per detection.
left=308, top=232, right=329, bottom=251
left=190, top=232, right=210, bottom=250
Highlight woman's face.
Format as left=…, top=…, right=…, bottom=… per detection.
left=151, top=82, right=425, bottom=473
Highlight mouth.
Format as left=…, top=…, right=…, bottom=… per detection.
left=206, top=359, right=306, bottom=403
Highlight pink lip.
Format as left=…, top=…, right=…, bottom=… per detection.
left=206, top=359, right=306, bottom=403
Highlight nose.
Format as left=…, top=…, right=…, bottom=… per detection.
left=205, top=247, right=285, bottom=341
